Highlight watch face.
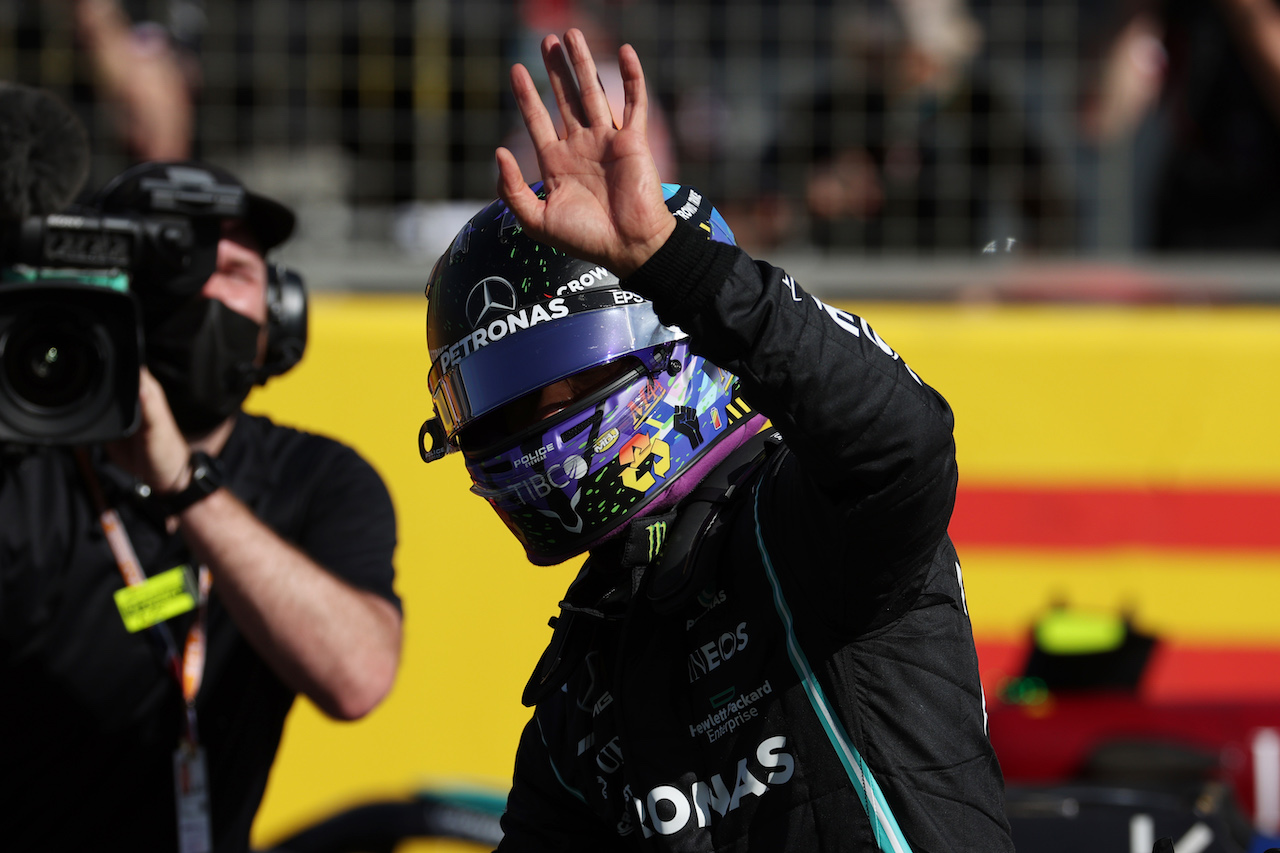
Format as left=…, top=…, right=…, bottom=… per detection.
left=157, top=450, right=224, bottom=515
left=190, top=452, right=222, bottom=487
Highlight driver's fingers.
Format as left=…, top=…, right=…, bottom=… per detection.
left=511, top=62, right=561, bottom=153
left=563, top=28, right=617, bottom=130
left=617, top=43, right=648, bottom=137
left=541, top=33, right=589, bottom=132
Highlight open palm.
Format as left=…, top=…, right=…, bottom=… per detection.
left=497, top=29, right=675, bottom=278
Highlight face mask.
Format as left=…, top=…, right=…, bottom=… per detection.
left=146, top=297, right=262, bottom=436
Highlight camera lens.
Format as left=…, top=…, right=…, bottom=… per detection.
left=0, top=282, right=139, bottom=444
left=1, top=315, right=103, bottom=412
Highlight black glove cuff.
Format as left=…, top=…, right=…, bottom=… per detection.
left=622, top=220, right=739, bottom=327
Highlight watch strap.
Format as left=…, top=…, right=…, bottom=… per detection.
left=155, top=451, right=225, bottom=515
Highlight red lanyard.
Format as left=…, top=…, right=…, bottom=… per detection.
left=74, top=448, right=210, bottom=744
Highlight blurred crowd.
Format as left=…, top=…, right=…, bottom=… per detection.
left=7, top=0, right=1280, bottom=261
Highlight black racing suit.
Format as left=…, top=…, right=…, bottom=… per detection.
left=497, top=223, right=1014, bottom=852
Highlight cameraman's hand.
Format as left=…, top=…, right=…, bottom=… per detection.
left=496, top=29, right=674, bottom=279
left=104, top=370, right=402, bottom=719
left=104, top=368, right=192, bottom=494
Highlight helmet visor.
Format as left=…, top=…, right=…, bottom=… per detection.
left=428, top=300, right=686, bottom=443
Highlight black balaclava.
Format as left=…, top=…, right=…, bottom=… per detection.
left=145, top=296, right=262, bottom=437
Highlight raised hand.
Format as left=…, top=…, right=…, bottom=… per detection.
left=73, top=0, right=194, bottom=160
left=104, top=368, right=192, bottom=496
left=495, top=29, right=675, bottom=278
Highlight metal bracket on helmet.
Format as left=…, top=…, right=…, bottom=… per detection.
left=419, top=416, right=454, bottom=463
left=647, top=341, right=679, bottom=378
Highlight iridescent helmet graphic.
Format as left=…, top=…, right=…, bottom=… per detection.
left=419, top=184, right=763, bottom=565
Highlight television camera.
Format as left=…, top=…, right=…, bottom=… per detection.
left=0, top=174, right=228, bottom=445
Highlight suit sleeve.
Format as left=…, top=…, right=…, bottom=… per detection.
left=623, top=223, right=958, bottom=604
left=278, top=438, right=401, bottom=612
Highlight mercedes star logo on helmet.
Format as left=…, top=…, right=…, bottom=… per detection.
left=466, top=276, right=519, bottom=328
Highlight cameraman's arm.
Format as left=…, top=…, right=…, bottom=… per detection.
left=177, top=487, right=402, bottom=721
left=108, top=370, right=401, bottom=721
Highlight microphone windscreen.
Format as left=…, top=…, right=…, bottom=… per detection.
left=0, top=83, right=91, bottom=222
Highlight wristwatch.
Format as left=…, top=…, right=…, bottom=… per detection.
left=155, top=450, right=226, bottom=515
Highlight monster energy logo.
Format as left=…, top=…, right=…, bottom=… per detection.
left=646, top=520, right=668, bottom=562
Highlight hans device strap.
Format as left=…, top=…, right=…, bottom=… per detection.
left=646, top=427, right=785, bottom=610
left=521, top=428, right=786, bottom=707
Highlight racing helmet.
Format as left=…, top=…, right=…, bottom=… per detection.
left=420, top=184, right=760, bottom=565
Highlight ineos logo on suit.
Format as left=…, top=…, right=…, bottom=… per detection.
left=688, top=622, right=749, bottom=682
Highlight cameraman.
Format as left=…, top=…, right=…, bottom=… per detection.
left=0, top=161, right=402, bottom=852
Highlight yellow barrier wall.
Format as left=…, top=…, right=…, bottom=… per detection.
left=247, top=295, right=1280, bottom=847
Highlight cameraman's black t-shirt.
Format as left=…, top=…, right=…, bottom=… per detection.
left=0, top=412, right=400, bottom=852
